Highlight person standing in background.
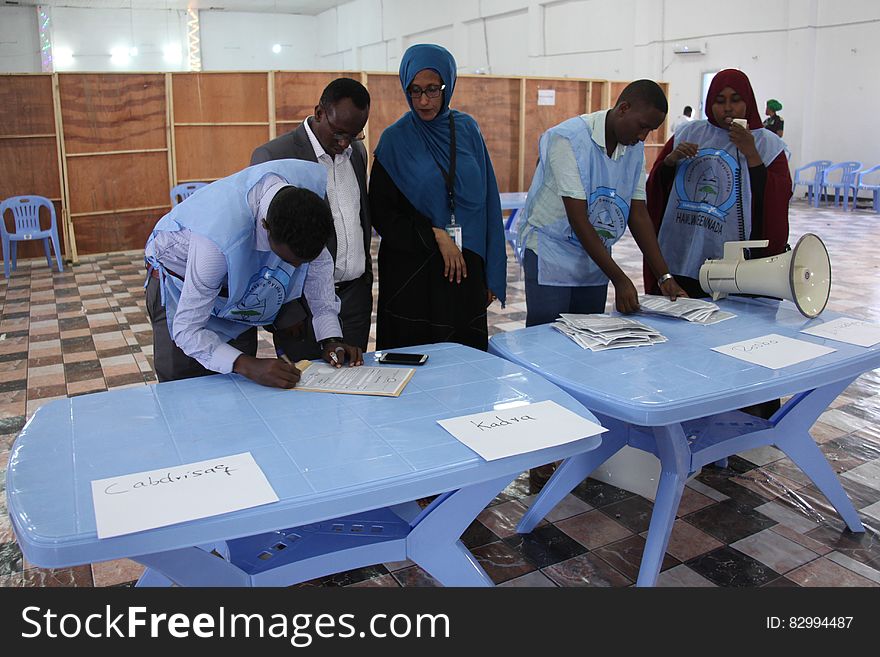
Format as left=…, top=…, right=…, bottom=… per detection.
left=763, top=99, right=784, bottom=137
left=251, top=78, right=372, bottom=360
left=645, top=69, right=791, bottom=299
left=671, top=105, right=693, bottom=135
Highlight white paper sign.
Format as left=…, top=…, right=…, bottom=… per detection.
left=712, top=333, right=836, bottom=370
left=800, top=317, right=880, bottom=347
left=91, top=452, right=278, bottom=539
left=537, top=89, right=556, bottom=106
left=437, top=400, right=606, bottom=461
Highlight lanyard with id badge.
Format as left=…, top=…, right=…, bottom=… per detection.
left=431, top=114, right=462, bottom=249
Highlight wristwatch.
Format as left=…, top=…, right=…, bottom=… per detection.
left=319, top=337, right=343, bottom=349
left=657, top=273, right=674, bottom=287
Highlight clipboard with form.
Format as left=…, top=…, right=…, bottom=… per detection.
left=292, top=361, right=415, bottom=397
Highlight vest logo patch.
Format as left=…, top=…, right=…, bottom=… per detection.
left=675, top=148, right=738, bottom=220
left=588, top=186, right=629, bottom=245
left=227, top=266, right=291, bottom=324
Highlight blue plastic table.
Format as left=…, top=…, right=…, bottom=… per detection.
left=489, top=298, right=880, bottom=586
left=6, top=343, right=603, bottom=587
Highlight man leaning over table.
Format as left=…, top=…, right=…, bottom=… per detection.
left=144, top=159, right=363, bottom=389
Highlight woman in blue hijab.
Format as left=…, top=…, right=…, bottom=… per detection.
left=370, top=44, right=506, bottom=351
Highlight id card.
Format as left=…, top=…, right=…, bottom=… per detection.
left=445, top=223, right=463, bottom=249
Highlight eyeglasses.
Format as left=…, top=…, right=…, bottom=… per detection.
left=407, top=84, right=446, bottom=100
left=321, top=108, right=365, bottom=144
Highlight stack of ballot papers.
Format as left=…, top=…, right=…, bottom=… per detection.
left=638, top=295, right=735, bottom=325
left=553, top=314, right=667, bottom=351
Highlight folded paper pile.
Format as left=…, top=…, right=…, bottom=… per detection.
left=552, top=314, right=667, bottom=351
left=638, top=295, right=735, bottom=325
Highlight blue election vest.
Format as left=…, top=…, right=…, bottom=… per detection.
left=519, top=114, right=644, bottom=286
left=658, top=119, right=786, bottom=279
left=145, top=159, right=328, bottom=342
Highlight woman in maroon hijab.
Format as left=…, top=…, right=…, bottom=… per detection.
left=644, top=68, right=791, bottom=297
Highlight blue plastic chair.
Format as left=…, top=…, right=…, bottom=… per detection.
left=500, top=192, right=527, bottom=265
left=855, top=164, right=880, bottom=213
left=170, top=182, right=207, bottom=206
left=792, top=160, right=831, bottom=207
left=0, top=195, right=64, bottom=279
left=819, top=161, right=861, bottom=210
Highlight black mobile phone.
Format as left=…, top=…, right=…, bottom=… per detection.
left=377, top=352, right=429, bottom=366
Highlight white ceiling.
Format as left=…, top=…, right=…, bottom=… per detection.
left=4, top=1, right=349, bottom=15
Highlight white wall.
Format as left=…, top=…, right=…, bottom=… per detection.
left=314, top=0, right=880, bottom=170
left=0, top=7, right=40, bottom=73
left=200, top=10, right=317, bottom=70
left=49, top=6, right=189, bottom=72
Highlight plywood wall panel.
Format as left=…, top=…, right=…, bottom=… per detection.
left=275, top=71, right=360, bottom=123
left=175, top=125, right=269, bottom=181
left=645, top=144, right=664, bottom=173
left=590, top=81, right=607, bottom=112
left=452, top=77, right=521, bottom=193
left=364, top=73, right=409, bottom=159
left=0, top=75, right=55, bottom=135
left=0, top=137, right=61, bottom=200
left=172, top=73, right=269, bottom=123
left=67, top=152, right=169, bottom=215
left=609, top=81, right=628, bottom=106
left=71, top=209, right=161, bottom=255
left=59, top=74, right=166, bottom=154
left=522, top=80, right=588, bottom=190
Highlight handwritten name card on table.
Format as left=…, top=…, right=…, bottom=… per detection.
left=801, top=317, right=880, bottom=348
left=712, top=333, right=836, bottom=370
left=437, top=400, right=606, bottom=461
left=91, top=452, right=278, bottom=539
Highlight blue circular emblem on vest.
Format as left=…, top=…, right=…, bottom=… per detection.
left=586, top=186, right=630, bottom=245
left=226, top=266, right=291, bottom=324
left=674, top=148, right=738, bottom=219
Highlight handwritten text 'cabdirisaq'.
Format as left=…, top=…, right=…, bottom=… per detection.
left=103, top=464, right=236, bottom=495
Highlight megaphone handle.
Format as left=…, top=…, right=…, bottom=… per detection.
left=723, top=240, right=770, bottom=261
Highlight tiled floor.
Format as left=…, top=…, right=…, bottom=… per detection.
left=1, top=196, right=879, bottom=587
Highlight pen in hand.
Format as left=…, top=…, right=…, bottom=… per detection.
left=276, top=347, right=294, bottom=366
left=329, top=346, right=345, bottom=367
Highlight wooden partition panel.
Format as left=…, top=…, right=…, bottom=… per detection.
left=609, top=81, right=628, bottom=108
left=172, top=72, right=270, bottom=181
left=275, top=70, right=359, bottom=126
left=175, top=126, right=268, bottom=182
left=59, top=73, right=169, bottom=255
left=0, top=74, right=64, bottom=259
left=61, top=74, right=166, bottom=153
left=363, top=73, right=409, bottom=162
left=72, top=209, right=159, bottom=256
left=607, top=80, right=670, bottom=173
left=173, top=72, right=269, bottom=124
left=590, top=81, right=608, bottom=112
left=522, top=79, right=589, bottom=190
left=5, top=71, right=671, bottom=258
left=66, top=152, right=169, bottom=213
left=452, top=77, right=521, bottom=193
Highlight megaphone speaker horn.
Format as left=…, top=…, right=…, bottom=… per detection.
left=698, top=233, right=831, bottom=318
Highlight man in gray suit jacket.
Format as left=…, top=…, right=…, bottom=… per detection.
left=251, top=78, right=373, bottom=360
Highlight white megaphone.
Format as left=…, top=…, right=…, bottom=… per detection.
left=698, top=233, right=831, bottom=318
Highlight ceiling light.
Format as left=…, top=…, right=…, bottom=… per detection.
left=163, top=43, right=182, bottom=64
left=110, top=46, right=130, bottom=65
left=54, top=47, right=74, bottom=67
